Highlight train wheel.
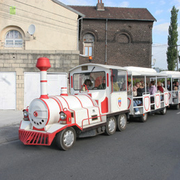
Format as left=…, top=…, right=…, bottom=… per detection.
left=56, top=127, right=76, bottom=151
left=160, top=107, right=167, bottom=115
left=139, top=113, right=148, bottom=122
left=117, top=114, right=127, bottom=131
left=105, top=116, right=117, bottom=135
left=175, top=104, right=179, bottom=110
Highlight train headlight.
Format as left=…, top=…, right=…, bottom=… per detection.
left=60, top=112, right=67, bottom=120
left=23, top=110, right=28, bottom=117
left=59, top=110, right=72, bottom=125
left=23, top=109, right=29, bottom=121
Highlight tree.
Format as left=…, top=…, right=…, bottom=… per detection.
left=167, top=6, right=179, bottom=71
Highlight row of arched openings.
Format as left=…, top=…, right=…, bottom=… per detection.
left=82, top=32, right=131, bottom=56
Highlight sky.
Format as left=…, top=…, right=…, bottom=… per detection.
left=59, top=0, right=180, bottom=70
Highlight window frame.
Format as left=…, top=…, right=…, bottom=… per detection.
left=5, top=30, right=23, bottom=48
left=73, top=71, right=106, bottom=91
left=83, top=33, right=95, bottom=57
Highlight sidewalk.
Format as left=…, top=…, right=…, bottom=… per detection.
left=0, top=110, right=22, bottom=144
left=0, top=110, right=22, bottom=127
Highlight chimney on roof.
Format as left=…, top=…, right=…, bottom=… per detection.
left=96, top=0, right=104, bottom=11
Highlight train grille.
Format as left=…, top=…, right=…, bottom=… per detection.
left=19, top=129, right=55, bottom=146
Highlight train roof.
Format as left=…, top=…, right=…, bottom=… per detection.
left=69, top=63, right=126, bottom=72
left=124, top=66, right=166, bottom=77
left=160, top=71, right=180, bottom=78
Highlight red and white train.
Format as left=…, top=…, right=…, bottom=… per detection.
left=19, top=57, right=180, bottom=150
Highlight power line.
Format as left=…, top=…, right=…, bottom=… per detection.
left=152, top=44, right=168, bottom=47
left=0, top=2, right=76, bottom=29
left=12, top=0, right=77, bottom=22
left=0, top=10, right=78, bottom=33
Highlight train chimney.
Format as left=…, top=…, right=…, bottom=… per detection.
left=61, top=87, right=68, bottom=96
left=36, top=57, right=51, bottom=99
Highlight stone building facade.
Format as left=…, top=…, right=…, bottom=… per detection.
left=0, top=50, right=79, bottom=110
left=0, top=0, right=83, bottom=110
left=71, top=1, right=156, bottom=67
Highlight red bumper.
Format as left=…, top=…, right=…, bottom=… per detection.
left=19, top=129, right=56, bottom=146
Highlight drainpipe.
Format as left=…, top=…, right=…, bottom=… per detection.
left=105, top=19, right=108, bottom=64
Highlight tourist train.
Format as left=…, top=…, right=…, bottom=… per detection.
left=19, top=57, right=180, bottom=150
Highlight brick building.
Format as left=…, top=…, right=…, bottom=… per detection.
left=71, top=0, right=156, bottom=67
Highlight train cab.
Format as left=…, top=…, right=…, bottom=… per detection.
left=124, top=66, right=169, bottom=122
left=160, top=71, right=180, bottom=109
left=69, top=63, right=129, bottom=127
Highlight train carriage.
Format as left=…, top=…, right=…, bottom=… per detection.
left=124, top=66, right=169, bottom=122
left=160, top=71, right=180, bottom=109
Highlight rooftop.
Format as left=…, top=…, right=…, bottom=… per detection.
left=70, top=5, right=156, bottom=21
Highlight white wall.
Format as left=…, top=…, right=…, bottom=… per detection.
left=24, top=72, right=67, bottom=108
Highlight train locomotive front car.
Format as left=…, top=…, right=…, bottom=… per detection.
left=19, top=58, right=129, bottom=150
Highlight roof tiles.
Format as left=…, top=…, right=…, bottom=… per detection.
left=70, top=6, right=156, bottom=21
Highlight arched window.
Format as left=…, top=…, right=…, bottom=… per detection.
left=83, top=33, right=95, bottom=57
left=5, top=30, right=23, bottom=47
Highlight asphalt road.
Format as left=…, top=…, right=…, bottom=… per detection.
left=0, top=109, right=180, bottom=180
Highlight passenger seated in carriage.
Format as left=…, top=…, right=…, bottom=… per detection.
left=167, top=80, right=171, bottom=91
left=157, top=81, right=164, bottom=101
left=97, top=76, right=106, bottom=89
left=149, top=81, right=157, bottom=95
left=137, top=82, right=145, bottom=97
left=120, top=82, right=126, bottom=91
left=173, top=86, right=178, bottom=98
left=149, top=81, right=157, bottom=103
left=175, top=81, right=180, bottom=90
left=127, top=81, right=132, bottom=95
left=84, top=79, right=93, bottom=90
left=157, top=81, right=164, bottom=93
left=133, top=83, right=141, bottom=114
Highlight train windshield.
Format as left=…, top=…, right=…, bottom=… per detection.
left=73, top=71, right=106, bottom=91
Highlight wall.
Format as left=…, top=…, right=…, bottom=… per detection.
left=0, top=50, right=79, bottom=110
left=79, top=19, right=153, bottom=67
left=0, top=0, right=79, bottom=50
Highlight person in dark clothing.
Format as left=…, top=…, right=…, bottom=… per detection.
left=137, top=82, right=145, bottom=97
left=167, top=80, right=171, bottom=91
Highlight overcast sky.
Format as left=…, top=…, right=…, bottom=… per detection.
left=60, top=0, right=180, bottom=69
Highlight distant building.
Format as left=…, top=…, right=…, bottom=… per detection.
left=0, top=0, right=83, bottom=110
left=71, top=0, right=156, bottom=67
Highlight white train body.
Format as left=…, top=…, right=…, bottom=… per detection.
left=28, top=94, right=101, bottom=131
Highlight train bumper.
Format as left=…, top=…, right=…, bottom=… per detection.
left=19, top=120, right=67, bottom=146
left=19, top=129, right=56, bottom=146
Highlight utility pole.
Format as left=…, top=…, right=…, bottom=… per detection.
left=177, top=45, right=179, bottom=71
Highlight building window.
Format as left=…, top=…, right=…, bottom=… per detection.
left=83, top=33, right=94, bottom=57
left=5, top=30, right=23, bottom=47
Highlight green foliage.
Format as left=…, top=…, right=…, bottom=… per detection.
left=167, top=6, right=179, bottom=70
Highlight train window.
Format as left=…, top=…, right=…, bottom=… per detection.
left=73, top=72, right=106, bottom=90
left=112, top=69, right=127, bottom=92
